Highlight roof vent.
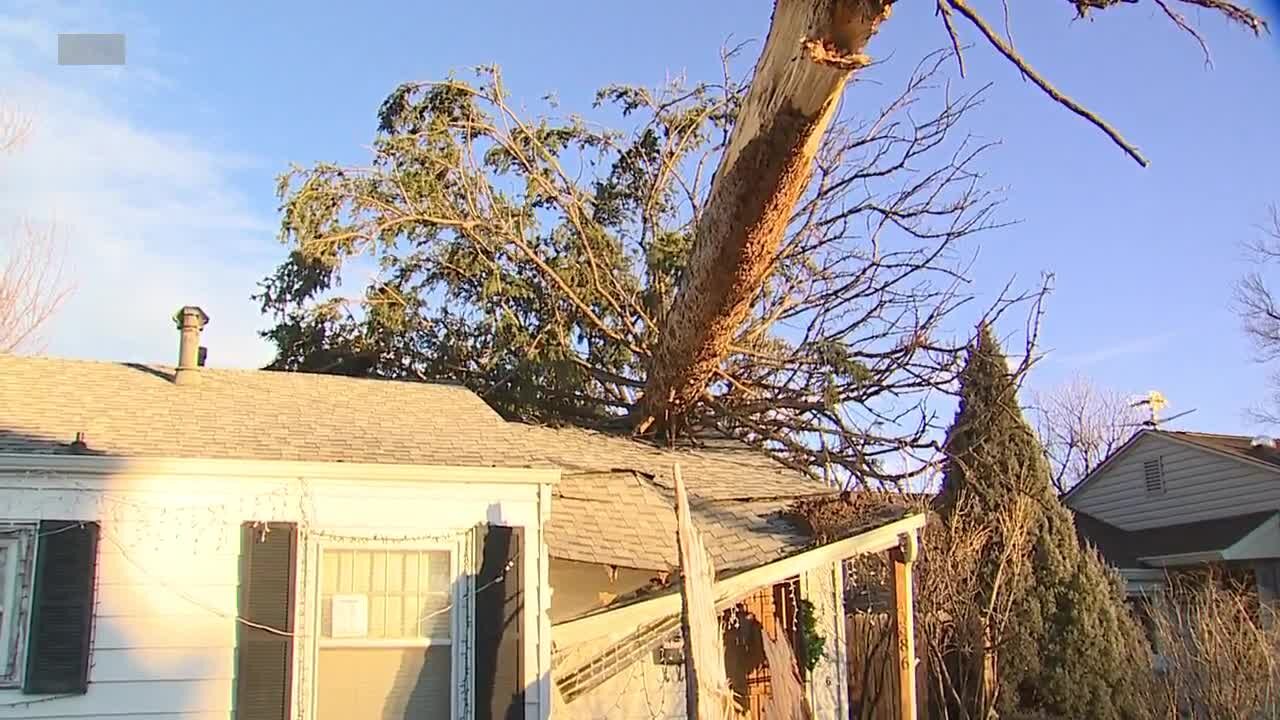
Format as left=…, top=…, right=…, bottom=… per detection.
left=1143, top=458, right=1166, bottom=495
left=173, top=305, right=209, bottom=386
left=1251, top=435, right=1276, bottom=450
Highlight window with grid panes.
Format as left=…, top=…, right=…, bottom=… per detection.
left=316, top=547, right=455, bottom=720
left=320, top=548, right=453, bottom=642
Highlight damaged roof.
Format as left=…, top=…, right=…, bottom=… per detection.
left=519, top=423, right=842, bottom=574
left=1157, top=430, right=1280, bottom=470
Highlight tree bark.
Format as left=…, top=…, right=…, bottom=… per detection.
left=635, top=0, right=892, bottom=435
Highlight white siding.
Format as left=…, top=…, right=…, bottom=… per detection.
left=802, top=561, right=849, bottom=720
left=0, top=458, right=553, bottom=720
left=1069, top=433, right=1280, bottom=530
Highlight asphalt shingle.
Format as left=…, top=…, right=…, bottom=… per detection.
left=1158, top=430, right=1280, bottom=470
left=520, top=425, right=843, bottom=574
left=0, top=355, right=549, bottom=468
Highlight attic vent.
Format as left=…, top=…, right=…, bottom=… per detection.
left=1143, top=457, right=1166, bottom=495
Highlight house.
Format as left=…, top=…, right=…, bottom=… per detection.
left=1066, top=429, right=1280, bottom=603
left=0, top=308, right=559, bottom=720
left=0, top=307, right=926, bottom=720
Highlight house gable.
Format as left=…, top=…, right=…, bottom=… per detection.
left=1068, top=431, right=1280, bottom=531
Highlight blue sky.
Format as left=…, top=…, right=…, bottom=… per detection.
left=3, top=0, right=1279, bottom=434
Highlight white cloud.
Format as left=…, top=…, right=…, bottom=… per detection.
left=0, top=2, right=277, bottom=367
left=1049, top=332, right=1178, bottom=369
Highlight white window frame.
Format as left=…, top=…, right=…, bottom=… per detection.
left=311, top=539, right=463, bottom=720
left=0, top=524, right=36, bottom=689
left=316, top=542, right=459, bottom=648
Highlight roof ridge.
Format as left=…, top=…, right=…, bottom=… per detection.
left=1161, top=429, right=1255, bottom=440
left=0, top=354, right=475, bottom=390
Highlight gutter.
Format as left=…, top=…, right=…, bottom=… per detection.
left=1137, top=550, right=1227, bottom=567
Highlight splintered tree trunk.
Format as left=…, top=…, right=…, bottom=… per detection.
left=674, top=464, right=735, bottom=719
left=636, top=0, right=892, bottom=434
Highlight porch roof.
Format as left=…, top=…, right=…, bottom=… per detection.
left=1075, top=509, right=1280, bottom=569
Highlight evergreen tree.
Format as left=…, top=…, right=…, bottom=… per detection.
left=939, top=326, right=1152, bottom=720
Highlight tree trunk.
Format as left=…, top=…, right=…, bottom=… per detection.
left=635, top=0, right=892, bottom=435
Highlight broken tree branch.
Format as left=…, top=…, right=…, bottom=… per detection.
left=944, top=0, right=1149, bottom=167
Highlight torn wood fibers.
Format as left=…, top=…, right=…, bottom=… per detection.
left=638, top=0, right=892, bottom=435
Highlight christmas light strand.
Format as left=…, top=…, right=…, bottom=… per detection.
left=3, top=469, right=528, bottom=714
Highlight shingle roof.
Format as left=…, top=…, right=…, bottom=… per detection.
left=0, top=355, right=548, bottom=467
left=1074, top=509, right=1279, bottom=569
left=515, top=424, right=833, bottom=500
left=520, top=424, right=840, bottom=574
left=1158, top=430, right=1280, bottom=470
left=1, top=355, right=901, bottom=578
left=545, top=470, right=825, bottom=574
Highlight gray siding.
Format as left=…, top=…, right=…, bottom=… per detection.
left=1069, top=433, right=1280, bottom=530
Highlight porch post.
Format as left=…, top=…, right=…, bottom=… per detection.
left=889, top=531, right=919, bottom=720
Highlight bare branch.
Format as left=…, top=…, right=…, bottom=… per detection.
left=937, top=0, right=968, bottom=77
left=1154, top=0, right=1214, bottom=67
left=0, top=104, right=32, bottom=155
left=944, top=0, right=1149, bottom=166
left=0, top=105, right=71, bottom=355
left=1028, top=375, right=1144, bottom=493
left=0, top=220, right=70, bottom=354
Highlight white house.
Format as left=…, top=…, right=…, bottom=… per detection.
left=0, top=308, right=559, bottom=720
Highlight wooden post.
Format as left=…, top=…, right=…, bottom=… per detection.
left=889, top=531, right=919, bottom=720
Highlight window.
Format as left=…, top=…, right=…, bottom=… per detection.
left=1143, top=457, right=1166, bottom=495
left=320, top=548, right=453, bottom=643
left=0, top=525, right=34, bottom=687
left=316, top=547, right=455, bottom=720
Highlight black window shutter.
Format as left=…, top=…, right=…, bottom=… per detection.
left=23, top=520, right=99, bottom=695
left=474, top=524, right=525, bottom=720
left=234, top=522, right=297, bottom=720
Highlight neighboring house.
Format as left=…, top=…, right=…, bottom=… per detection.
left=0, top=307, right=926, bottom=720
left=1066, top=429, right=1280, bottom=604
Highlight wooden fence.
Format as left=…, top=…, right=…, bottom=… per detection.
left=846, top=612, right=931, bottom=720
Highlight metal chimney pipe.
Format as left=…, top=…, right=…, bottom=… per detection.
left=174, top=306, right=209, bottom=386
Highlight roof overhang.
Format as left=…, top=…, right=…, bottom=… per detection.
left=553, top=511, right=927, bottom=647
left=1137, top=512, right=1280, bottom=567
left=0, top=452, right=561, bottom=486
left=1138, top=551, right=1226, bottom=568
